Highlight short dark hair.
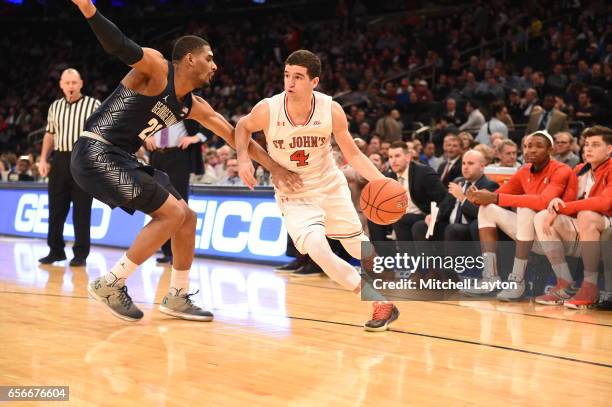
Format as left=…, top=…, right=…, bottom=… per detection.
left=389, top=141, right=408, bottom=152
left=490, top=101, right=505, bottom=117
left=285, top=50, right=321, bottom=79
left=582, top=125, right=612, bottom=145
left=172, top=35, right=210, bottom=61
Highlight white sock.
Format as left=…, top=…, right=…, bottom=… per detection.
left=169, top=268, right=190, bottom=294
left=511, top=257, right=528, bottom=281
left=105, top=253, right=138, bottom=286
left=552, top=263, right=574, bottom=285
left=583, top=270, right=599, bottom=285
left=483, top=252, right=497, bottom=277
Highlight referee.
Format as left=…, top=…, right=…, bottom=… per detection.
left=38, top=68, right=100, bottom=267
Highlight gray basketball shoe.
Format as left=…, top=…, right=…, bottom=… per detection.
left=88, top=275, right=144, bottom=321
left=159, top=288, right=214, bottom=321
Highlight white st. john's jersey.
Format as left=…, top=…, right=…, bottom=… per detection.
left=265, top=91, right=345, bottom=197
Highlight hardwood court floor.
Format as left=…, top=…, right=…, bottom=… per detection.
left=0, top=236, right=611, bottom=406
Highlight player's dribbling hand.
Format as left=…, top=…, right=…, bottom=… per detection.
left=238, top=158, right=257, bottom=190
left=39, top=160, right=50, bottom=178
left=547, top=197, right=565, bottom=213
left=270, top=164, right=302, bottom=192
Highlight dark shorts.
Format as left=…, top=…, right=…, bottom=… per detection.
left=71, top=136, right=181, bottom=215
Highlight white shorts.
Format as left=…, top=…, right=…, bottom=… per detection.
left=276, top=181, right=363, bottom=254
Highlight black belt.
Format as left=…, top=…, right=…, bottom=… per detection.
left=154, top=147, right=181, bottom=154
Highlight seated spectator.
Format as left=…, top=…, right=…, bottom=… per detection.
left=442, top=97, right=464, bottom=128
left=8, top=156, right=34, bottom=182
left=574, top=91, right=599, bottom=126
left=553, top=132, right=580, bottom=168
left=368, top=153, right=383, bottom=171
left=520, top=88, right=540, bottom=123
left=525, top=94, right=569, bottom=136
left=420, top=141, right=444, bottom=170
left=476, top=101, right=510, bottom=145
left=412, top=149, right=499, bottom=242
left=379, top=141, right=391, bottom=162
left=366, top=135, right=381, bottom=155
left=464, top=131, right=577, bottom=300
left=438, top=134, right=463, bottom=187
left=459, top=100, right=486, bottom=135
left=533, top=125, right=611, bottom=309
left=217, top=157, right=244, bottom=186
left=458, top=131, right=475, bottom=151
left=375, top=108, right=403, bottom=143
left=488, top=139, right=521, bottom=168
left=474, top=143, right=495, bottom=166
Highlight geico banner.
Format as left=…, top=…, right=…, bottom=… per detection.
left=0, top=188, right=290, bottom=263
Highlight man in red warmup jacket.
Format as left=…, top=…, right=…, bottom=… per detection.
left=463, top=130, right=578, bottom=300
left=534, top=125, right=611, bottom=309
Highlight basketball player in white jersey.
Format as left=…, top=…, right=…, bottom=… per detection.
left=235, top=50, right=399, bottom=331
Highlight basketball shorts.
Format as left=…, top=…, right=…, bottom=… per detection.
left=276, top=181, right=363, bottom=254
left=71, top=135, right=181, bottom=215
left=539, top=213, right=611, bottom=257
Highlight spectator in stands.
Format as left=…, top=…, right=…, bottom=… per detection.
left=217, top=157, right=245, bottom=186
left=459, top=132, right=475, bottom=151
left=459, top=100, right=485, bottom=135
left=520, top=88, right=539, bottom=123
left=358, top=122, right=372, bottom=142
left=474, top=144, right=495, bottom=166
left=368, top=153, right=383, bottom=171
left=574, top=91, right=598, bottom=126
left=442, top=98, right=464, bottom=128
left=420, top=141, right=443, bottom=170
left=553, top=132, right=580, bottom=168
left=438, top=134, right=463, bottom=187
left=476, top=101, right=509, bottom=145
left=489, top=139, right=521, bottom=168
left=525, top=94, right=569, bottom=136
left=375, top=108, right=403, bottom=142
left=7, top=156, right=34, bottom=182
left=414, top=80, right=433, bottom=104
left=413, top=150, right=499, bottom=241
left=546, top=64, right=569, bottom=95
left=507, top=89, right=523, bottom=125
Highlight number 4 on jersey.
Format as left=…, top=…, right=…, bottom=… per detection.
left=290, top=149, right=309, bottom=167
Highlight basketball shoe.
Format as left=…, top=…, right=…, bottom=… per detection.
left=564, top=281, right=599, bottom=309
left=88, top=276, right=144, bottom=321
left=159, top=288, right=214, bottom=321
left=364, top=302, right=399, bottom=332
left=535, top=280, right=576, bottom=305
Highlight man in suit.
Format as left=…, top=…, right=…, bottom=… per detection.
left=437, top=133, right=463, bottom=187
left=413, top=149, right=499, bottom=241
left=525, top=94, right=569, bottom=136
left=367, top=141, right=452, bottom=246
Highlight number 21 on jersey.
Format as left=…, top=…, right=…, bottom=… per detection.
left=137, top=118, right=163, bottom=140
left=290, top=150, right=309, bottom=167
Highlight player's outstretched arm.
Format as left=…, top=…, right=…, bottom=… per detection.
left=190, top=97, right=302, bottom=191
left=71, top=0, right=164, bottom=77
left=235, top=101, right=269, bottom=189
left=332, top=101, right=385, bottom=181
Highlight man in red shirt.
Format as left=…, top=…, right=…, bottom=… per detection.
left=464, top=131, right=577, bottom=300
left=534, top=125, right=611, bottom=308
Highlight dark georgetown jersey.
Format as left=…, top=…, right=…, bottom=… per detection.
left=85, top=61, right=193, bottom=154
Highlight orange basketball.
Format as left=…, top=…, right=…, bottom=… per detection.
left=360, top=178, right=408, bottom=225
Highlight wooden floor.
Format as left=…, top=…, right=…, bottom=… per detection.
left=1, top=236, right=611, bottom=406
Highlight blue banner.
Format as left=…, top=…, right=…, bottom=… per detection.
left=0, top=186, right=290, bottom=264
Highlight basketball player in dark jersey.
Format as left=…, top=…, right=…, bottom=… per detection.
left=70, top=0, right=301, bottom=322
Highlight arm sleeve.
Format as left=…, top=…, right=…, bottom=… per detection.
left=87, top=10, right=143, bottom=65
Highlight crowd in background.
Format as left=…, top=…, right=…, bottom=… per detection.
left=0, top=0, right=610, bottom=185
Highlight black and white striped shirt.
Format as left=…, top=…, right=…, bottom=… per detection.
left=45, top=96, right=100, bottom=152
